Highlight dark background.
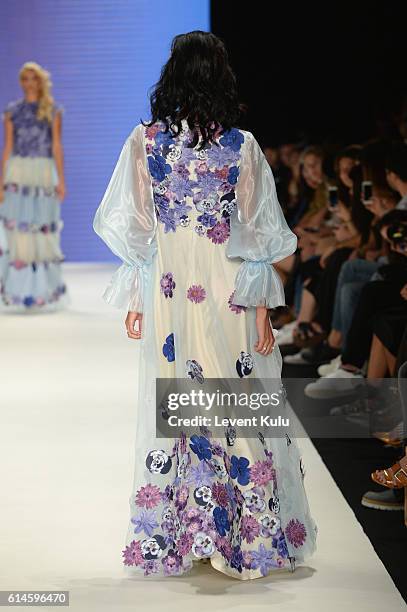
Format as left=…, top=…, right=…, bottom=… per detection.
left=211, top=3, right=407, bottom=147
left=212, top=5, right=407, bottom=601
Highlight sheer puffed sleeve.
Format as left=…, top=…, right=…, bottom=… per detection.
left=93, top=124, right=157, bottom=312
left=226, top=131, right=297, bottom=308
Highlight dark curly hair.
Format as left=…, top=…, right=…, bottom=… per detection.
left=146, top=31, right=243, bottom=148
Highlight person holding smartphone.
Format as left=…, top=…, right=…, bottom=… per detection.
left=385, top=143, right=407, bottom=211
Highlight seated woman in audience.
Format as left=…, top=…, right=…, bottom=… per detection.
left=274, top=146, right=329, bottom=294
left=304, top=210, right=407, bottom=396
left=325, top=186, right=399, bottom=355
left=282, top=172, right=372, bottom=352
left=292, top=188, right=363, bottom=346
left=334, top=145, right=362, bottom=193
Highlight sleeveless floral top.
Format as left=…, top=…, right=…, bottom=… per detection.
left=4, top=98, right=63, bottom=158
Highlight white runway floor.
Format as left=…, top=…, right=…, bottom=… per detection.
left=0, top=263, right=405, bottom=612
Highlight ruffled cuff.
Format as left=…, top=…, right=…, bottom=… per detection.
left=102, top=263, right=144, bottom=312
left=232, top=260, right=286, bottom=308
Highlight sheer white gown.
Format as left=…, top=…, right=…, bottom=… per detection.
left=93, top=120, right=317, bottom=579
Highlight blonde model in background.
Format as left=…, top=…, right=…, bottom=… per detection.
left=0, top=62, right=67, bottom=311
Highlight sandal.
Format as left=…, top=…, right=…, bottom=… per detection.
left=371, top=458, right=407, bottom=489
left=373, top=421, right=404, bottom=447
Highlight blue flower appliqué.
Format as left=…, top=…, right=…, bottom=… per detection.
left=213, top=506, right=230, bottom=536
left=230, top=545, right=244, bottom=573
left=219, top=128, right=245, bottom=152
left=189, top=435, right=212, bottom=461
left=155, top=129, right=175, bottom=149
left=227, top=166, right=239, bottom=185
left=162, top=333, right=175, bottom=362
left=148, top=154, right=172, bottom=182
left=230, top=455, right=251, bottom=486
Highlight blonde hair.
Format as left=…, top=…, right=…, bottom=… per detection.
left=19, top=62, right=55, bottom=123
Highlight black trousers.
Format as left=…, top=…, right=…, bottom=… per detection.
left=304, top=247, right=352, bottom=333
left=342, top=279, right=407, bottom=368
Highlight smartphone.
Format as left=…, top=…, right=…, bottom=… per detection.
left=386, top=223, right=407, bottom=245
left=362, top=180, right=373, bottom=203
left=328, top=186, right=338, bottom=208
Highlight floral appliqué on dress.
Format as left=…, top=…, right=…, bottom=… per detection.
left=123, top=432, right=308, bottom=576
left=145, top=121, right=244, bottom=242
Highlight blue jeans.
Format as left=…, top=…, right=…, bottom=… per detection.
left=331, top=259, right=379, bottom=349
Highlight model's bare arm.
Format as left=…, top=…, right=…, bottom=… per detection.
left=0, top=112, right=13, bottom=203
left=52, top=111, right=66, bottom=202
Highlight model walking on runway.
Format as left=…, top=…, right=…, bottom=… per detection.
left=0, top=62, right=67, bottom=311
left=94, top=31, right=317, bottom=579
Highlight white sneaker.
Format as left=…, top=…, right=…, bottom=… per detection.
left=304, top=368, right=364, bottom=399
left=284, top=350, right=308, bottom=365
left=317, top=354, right=342, bottom=377
left=276, top=321, right=297, bottom=346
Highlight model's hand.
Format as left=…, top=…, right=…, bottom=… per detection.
left=55, top=181, right=66, bottom=202
left=254, top=306, right=275, bottom=355
left=126, top=311, right=142, bottom=339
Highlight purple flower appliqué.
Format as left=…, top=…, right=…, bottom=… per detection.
left=285, top=518, right=307, bottom=548
left=175, top=485, right=189, bottom=511
left=160, top=272, right=176, bottom=298
left=250, top=543, right=276, bottom=576
left=187, top=284, right=206, bottom=304
left=168, top=173, right=194, bottom=200
left=186, top=460, right=215, bottom=487
left=142, top=560, right=159, bottom=576
left=197, top=212, right=217, bottom=228
left=131, top=509, right=159, bottom=537
left=193, top=172, right=223, bottom=199
left=241, top=516, right=260, bottom=544
left=212, top=482, right=229, bottom=508
left=122, top=540, right=143, bottom=566
left=135, top=484, right=162, bottom=509
left=207, top=145, right=239, bottom=167
left=207, top=220, right=230, bottom=244
left=177, top=533, right=193, bottom=555
left=161, top=549, right=183, bottom=575
left=250, top=459, right=275, bottom=486
left=216, top=536, right=233, bottom=561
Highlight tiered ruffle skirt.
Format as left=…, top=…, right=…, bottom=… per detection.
left=0, top=155, right=67, bottom=311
